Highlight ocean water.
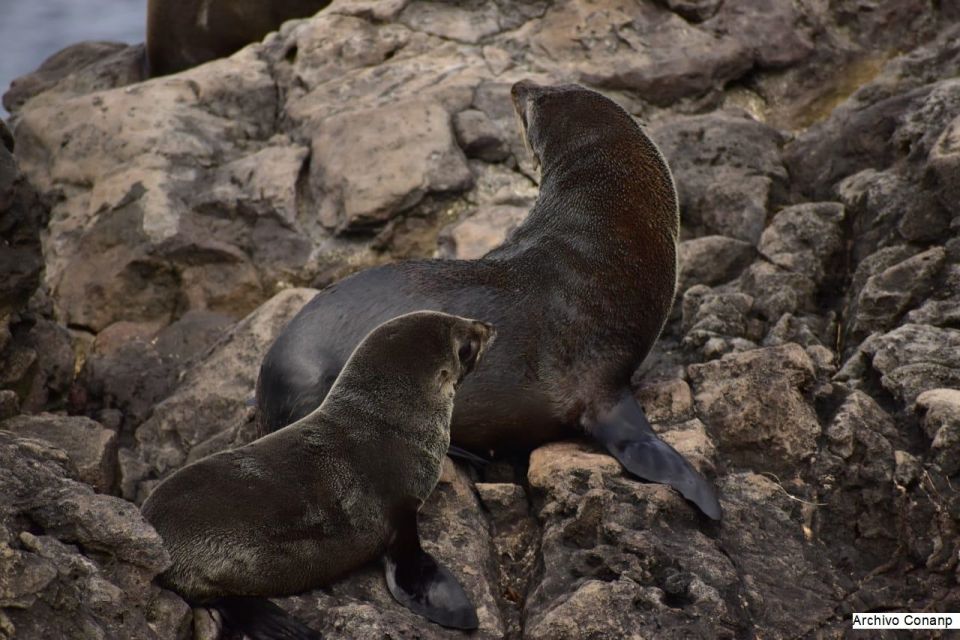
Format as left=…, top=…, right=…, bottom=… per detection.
left=0, top=0, right=146, bottom=116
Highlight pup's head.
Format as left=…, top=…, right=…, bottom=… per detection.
left=333, top=311, right=496, bottom=410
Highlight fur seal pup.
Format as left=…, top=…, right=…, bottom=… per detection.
left=256, top=81, right=722, bottom=520
left=142, top=311, right=495, bottom=635
left=146, top=0, right=331, bottom=76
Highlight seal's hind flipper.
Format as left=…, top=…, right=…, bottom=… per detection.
left=209, top=596, right=321, bottom=639
left=385, top=506, right=479, bottom=630
left=586, top=392, right=723, bottom=520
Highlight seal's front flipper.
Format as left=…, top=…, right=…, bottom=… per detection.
left=585, top=392, right=723, bottom=520
left=384, top=506, right=479, bottom=630
left=208, top=596, right=322, bottom=639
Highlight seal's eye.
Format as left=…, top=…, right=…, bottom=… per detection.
left=458, top=339, right=479, bottom=370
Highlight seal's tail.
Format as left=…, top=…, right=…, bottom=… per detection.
left=209, top=596, right=321, bottom=640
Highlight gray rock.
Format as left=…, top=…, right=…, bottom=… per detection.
left=454, top=109, right=511, bottom=162
left=915, top=388, right=960, bottom=475
left=524, top=442, right=840, bottom=638
left=837, top=168, right=950, bottom=260
left=848, top=244, right=922, bottom=297
left=735, top=201, right=844, bottom=327
left=812, top=391, right=898, bottom=563
left=905, top=250, right=960, bottom=330
left=763, top=313, right=833, bottom=350
left=738, top=260, right=818, bottom=321
left=703, top=0, right=814, bottom=69
left=78, top=310, right=233, bottom=433
left=79, top=333, right=173, bottom=434
left=893, top=450, right=922, bottom=487
left=1, top=414, right=116, bottom=493
left=906, top=240, right=960, bottom=329
left=688, top=343, right=820, bottom=472
left=656, top=0, right=722, bottom=22
left=11, top=53, right=308, bottom=333
left=0, top=431, right=189, bottom=639
left=654, top=112, right=787, bottom=243
left=0, top=130, right=46, bottom=320
left=636, top=378, right=695, bottom=425
left=3, top=42, right=145, bottom=116
left=15, top=320, right=76, bottom=414
left=847, top=247, right=945, bottom=342
left=681, top=285, right=763, bottom=357
left=153, top=309, right=235, bottom=367
left=851, top=324, right=960, bottom=407
left=121, top=288, right=318, bottom=502
left=830, top=0, right=948, bottom=52
left=677, top=235, right=754, bottom=293
left=0, top=126, right=56, bottom=417
left=758, top=202, right=845, bottom=284
left=399, top=0, right=504, bottom=44
left=510, top=2, right=753, bottom=106
left=476, top=482, right=539, bottom=637
left=928, top=113, right=960, bottom=210
left=785, top=52, right=960, bottom=200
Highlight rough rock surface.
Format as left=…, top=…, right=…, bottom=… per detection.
left=1, top=414, right=116, bottom=493
left=3, top=0, right=960, bottom=637
left=0, top=431, right=190, bottom=639
left=120, top=287, right=318, bottom=503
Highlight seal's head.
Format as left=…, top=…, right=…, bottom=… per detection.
left=330, top=311, right=496, bottom=410
left=511, top=80, right=640, bottom=172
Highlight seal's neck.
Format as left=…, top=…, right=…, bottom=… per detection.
left=494, top=130, right=679, bottom=267
left=315, top=384, right=451, bottom=502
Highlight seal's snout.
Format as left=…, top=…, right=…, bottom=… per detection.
left=510, top=79, right=541, bottom=118
left=511, top=79, right=539, bottom=103
left=511, top=80, right=542, bottom=167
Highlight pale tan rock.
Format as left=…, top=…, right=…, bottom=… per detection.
left=436, top=204, right=526, bottom=259
left=916, top=388, right=960, bottom=474
left=311, top=99, right=473, bottom=232
left=636, top=378, right=695, bottom=423
left=688, top=343, right=820, bottom=471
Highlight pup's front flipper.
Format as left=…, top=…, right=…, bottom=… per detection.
left=585, top=391, right=723, bottom=520
left=208, top=596, right=322, bottom=639
left=447, top=444, right=488, bottom=467
left=384, top=506, right=479, bottom=630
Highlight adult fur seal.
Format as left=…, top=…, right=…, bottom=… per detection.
left=146, top=0, right=331, bottom=76
left=256, top=80, right=722, bottom=520
left=142, top=311, right=495, bottom=636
